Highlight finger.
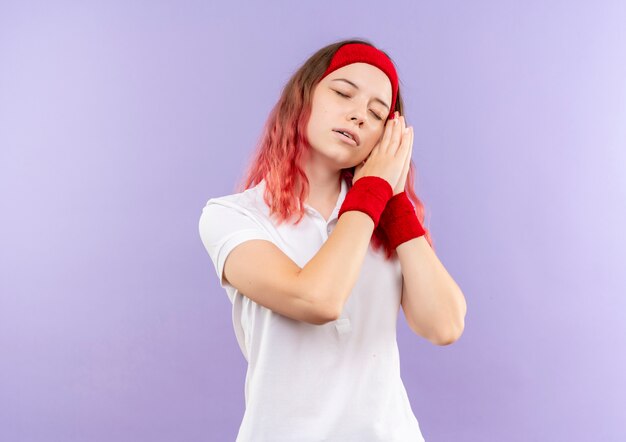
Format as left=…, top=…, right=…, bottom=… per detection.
left=406, top=127, right=413, bottom=169
left=399, top=116, right=407, bottom=153
left=380, top=111, right=398, bottom=153
left=401, top=137, right=411, bottom=173
left=400, top=126, right=412, bottom=160
left=389, top=114, right=404, bottom=155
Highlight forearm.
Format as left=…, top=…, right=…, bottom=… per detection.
left=397, top=236, right=466, bottom=344
left=299, top=210, right=374, bottom=319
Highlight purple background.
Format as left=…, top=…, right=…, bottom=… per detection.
left=1, top=1, right=625, bottom=441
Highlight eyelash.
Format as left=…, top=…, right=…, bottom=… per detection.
left=334, top=91, right=383, bottom=121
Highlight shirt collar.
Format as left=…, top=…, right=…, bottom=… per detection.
left=304, top=177, right=348, bottom=222
left=257, top=177, right=348, bottom=221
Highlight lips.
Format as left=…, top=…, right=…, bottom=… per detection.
left=332, top=128, right=360, bottom=146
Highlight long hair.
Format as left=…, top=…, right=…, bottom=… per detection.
left=236, top=38, right=434, bottom=259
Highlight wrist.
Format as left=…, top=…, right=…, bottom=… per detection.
left=339, top=176, right=393, bottom=228
left=379, top=192, right=426, bottom=249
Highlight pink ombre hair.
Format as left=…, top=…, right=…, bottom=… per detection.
left=236, top=38, right=434, bottom=259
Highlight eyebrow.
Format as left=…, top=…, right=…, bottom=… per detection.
left=331, top=78, right=390, bottom=110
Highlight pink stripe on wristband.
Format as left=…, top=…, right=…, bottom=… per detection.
left=378, top=192, right=426, bottom=249
left=338, top=176, right=393, bottom=228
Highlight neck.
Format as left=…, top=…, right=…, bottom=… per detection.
left=302, top=160, right=342, bottom=207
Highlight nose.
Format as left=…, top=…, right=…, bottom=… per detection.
left=348, top=112, right=365, bottom=126
left=347, top=97, right=368, bottom=125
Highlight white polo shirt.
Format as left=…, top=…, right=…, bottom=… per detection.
left=198, top=178, right=425, bottom=442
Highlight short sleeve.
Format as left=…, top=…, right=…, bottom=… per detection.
left=198, top=199, right=274, bottom=292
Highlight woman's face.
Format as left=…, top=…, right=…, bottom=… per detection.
left=306, top=62, right=393, bottom=169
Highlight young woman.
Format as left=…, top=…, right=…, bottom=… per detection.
left=199, top=38, right=466, bottom=441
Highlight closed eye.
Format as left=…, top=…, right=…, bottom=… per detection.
left=334, top=90, right=383, bottom=121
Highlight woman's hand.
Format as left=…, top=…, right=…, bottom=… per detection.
left=353, top=112, right=413, bottom=194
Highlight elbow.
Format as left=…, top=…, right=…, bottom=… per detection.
left=433, top=293, right=467, bottom=346
left=313, top=311, right=340, bottom=326
left=432, top=330, right=462, bottom=346
left=309, top=301, right=341, bottom=325
left=432, top=320, right=465, bottom=346
left=306, top=286, right=343, bottom=325
left=318, top=303, right=341, bottom=324
left=300, top=277, right=340, bottom=325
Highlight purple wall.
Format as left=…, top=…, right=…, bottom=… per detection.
left=1, top=1, right=625, bottom=441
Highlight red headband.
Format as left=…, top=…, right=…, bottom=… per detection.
left=321, top=43, right=399, bottom=120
